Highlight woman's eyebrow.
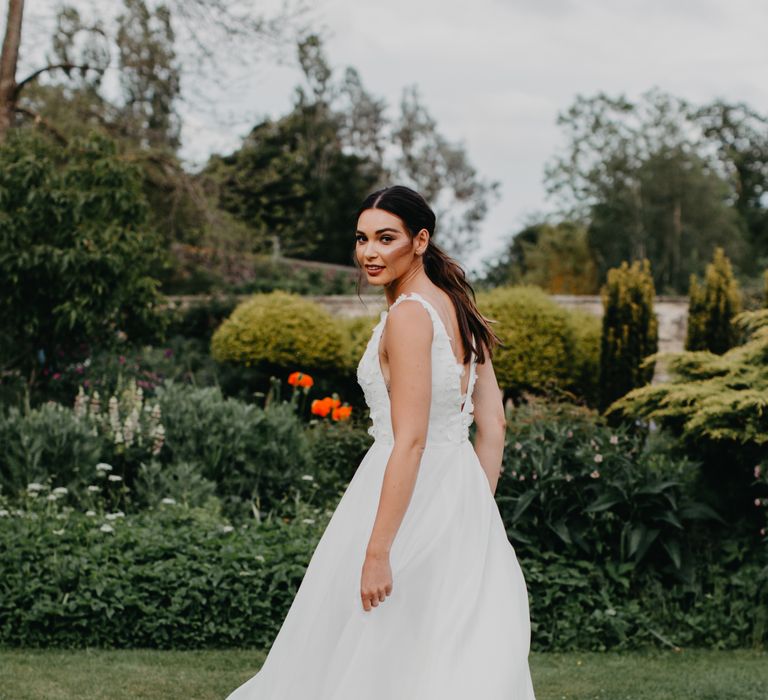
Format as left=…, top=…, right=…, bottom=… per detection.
left=355, top=227, right=401, bottom=235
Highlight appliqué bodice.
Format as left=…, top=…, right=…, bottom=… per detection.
left=356, top=292, right=479, bottom=446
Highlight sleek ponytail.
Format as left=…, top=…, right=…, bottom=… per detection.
left=353, top=185, right=502, bottom=364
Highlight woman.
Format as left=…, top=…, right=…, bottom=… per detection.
left=226, top=185, right=536, bottom=699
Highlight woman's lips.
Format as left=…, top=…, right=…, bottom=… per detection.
left=365, top=265, right=384, bottom=276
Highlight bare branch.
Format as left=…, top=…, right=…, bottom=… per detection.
left=14, top=61, right=104, bottom=96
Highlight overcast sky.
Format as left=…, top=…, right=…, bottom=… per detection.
left=16, top=0, right=768, bottom=275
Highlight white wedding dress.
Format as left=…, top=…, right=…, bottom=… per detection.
left=226, top=291, right=536, bottom=699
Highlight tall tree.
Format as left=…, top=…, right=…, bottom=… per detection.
left=392, top=85, right=499, bottom=259
left=208, top=34, right=497, bottom=265
left=0, top=0, right=308, bottom=141
left=545, top=89, right=745, bottom=293
left=693, top=100, right=768, bottom=273
left=116, top=0, right=181, bottom=151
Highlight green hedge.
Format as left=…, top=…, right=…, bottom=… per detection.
left=0, top=502, right=325, bottom=650
left=476, top=286, right=600, bottom=402
left=0, top=499, right=764, bottom=651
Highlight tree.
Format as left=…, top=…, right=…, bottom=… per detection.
left=693, top=100, right=768, bottom=273
left=545, top=89, right=746, bottom=293
left=685, top=247, right=742, bottom=354
left=0, top=129, right=166, bottom=384
left=599, top=259, right=658, bottom=411
left=207, top=34, right=497, bottom=264
left=391, top=85, right=499, bottom=259
left=116, top=0, right=181, bottom=151
left=0, top=0, right=309, bottom=142
left=480, top=221, right=599, bottom=294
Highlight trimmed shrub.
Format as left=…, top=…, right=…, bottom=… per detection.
left=211, top=291, right=346, bottom=372
left=598, top=259, right=658, bottom=410
left=336, top=313, right=380, bottom=374
left=686, top=246, right=742, bottom=354
left=476, top=286, right=600, bottom=402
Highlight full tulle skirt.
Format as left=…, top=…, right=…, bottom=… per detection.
left=226, top=438, right=536, bottom=700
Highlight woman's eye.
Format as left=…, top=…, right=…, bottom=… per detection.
left=380, top=236, right=393, bottom=243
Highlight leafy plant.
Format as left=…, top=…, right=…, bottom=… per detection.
left=499, top=399, right=720, bottom=580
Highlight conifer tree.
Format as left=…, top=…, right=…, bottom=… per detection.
left=599, top=259, right=658, bottom=411
left=685, top=247, right=742, bottom=354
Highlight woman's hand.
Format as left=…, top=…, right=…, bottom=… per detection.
left=360, top=549, right=393, bottom=612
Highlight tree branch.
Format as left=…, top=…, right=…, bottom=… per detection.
left=13, top=106, right=68, bottom=145
left=14, top=62, right=103, bottom=97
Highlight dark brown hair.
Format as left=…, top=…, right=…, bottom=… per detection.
left=354, top=185, right=502, bottom=364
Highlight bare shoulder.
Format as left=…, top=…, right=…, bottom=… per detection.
left=385, top=297, right=434, bottom=340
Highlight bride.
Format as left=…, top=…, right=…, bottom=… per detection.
left=226, top=185, right=536, bottom=699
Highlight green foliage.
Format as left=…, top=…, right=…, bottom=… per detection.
left=481, top=221, right=599, bottom=294
left=0, top=494, right=764, bottom=651
left=0, top=403, right=103, bottom=498
left=686, top=246, right=743, bottom=354
left=155, top=383, right=313, bottom=519
left=544, top=89, right=750, bottom=292
left=476, top=286, right=600, bottom=402
left=499, top=399, right=718, bottom=579
left=523, top=547, right=767, bottom=651
left=609, top=310, right=768, bottom=446
left=336, top=313, right=379, bottom=374
left=0, top=129, right=167, bottom=379
left=204, top=98, right=380, bottom=265
left=304, top=420, right=374, bottom=505
left=210, top=291, right=346, bottom=372
left=0, top=499, right=327, bottom=649
left=599, top=259, right=658, bottom=410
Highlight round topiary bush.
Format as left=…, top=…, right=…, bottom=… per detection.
left=211, top=291, right=346, bottom=371
left=476, top=285, right=600, bottom=400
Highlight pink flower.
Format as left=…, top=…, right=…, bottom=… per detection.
left=590, top=470, right=600, bottom=479
left=118, top=355, right=126, bottom=365
left=52, top=373, right=61, bottom=380
left=755, top=465, right=762, bottom=479
left=755, top=498, right=763, bottom=507
left=594, top=454, right=604, bottom=464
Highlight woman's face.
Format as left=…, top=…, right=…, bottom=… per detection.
left=355, top=208, right=425, bottom=287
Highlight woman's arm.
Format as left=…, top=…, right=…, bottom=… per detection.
left=469, top=350, right=507, bottom=496
left=361, top=301, right=432, bottom=611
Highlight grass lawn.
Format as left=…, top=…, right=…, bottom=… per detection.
left=0, top=647, right=766, bottom=699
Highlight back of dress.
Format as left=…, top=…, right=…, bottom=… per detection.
left=356, top=291, right=479, bottom=446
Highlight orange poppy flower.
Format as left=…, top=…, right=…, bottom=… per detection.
left=288, top=371, right=314, bottom=388
left=331, top=405, right=353, bottom=421
left=311, top=398, right=333, bottom=417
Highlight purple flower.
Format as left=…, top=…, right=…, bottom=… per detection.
left=163, top=348, right=174, bottom=358
left=118, top=355, right=126, bottom=365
